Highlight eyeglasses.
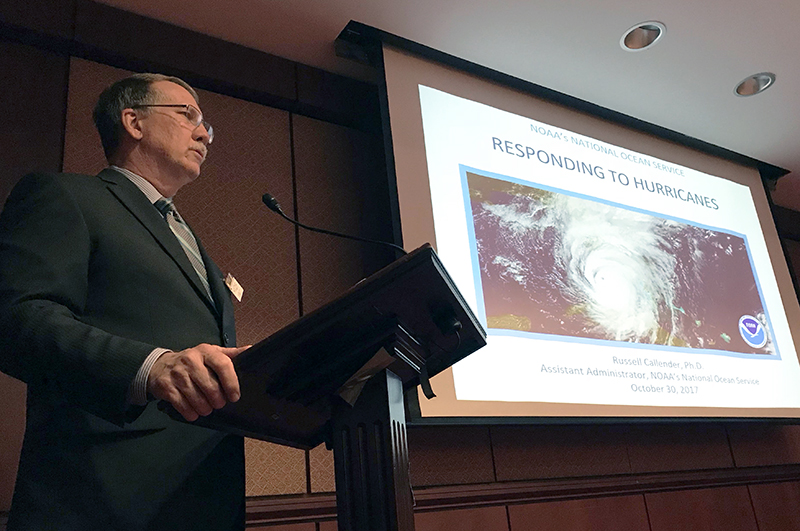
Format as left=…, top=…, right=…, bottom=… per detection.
left=132, top=103, right=214, bottom=144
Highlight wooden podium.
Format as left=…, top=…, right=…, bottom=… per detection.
left=179, top=244, right=486, bottom=530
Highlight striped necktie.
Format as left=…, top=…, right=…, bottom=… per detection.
left=154, top=198, right=213, bottom=300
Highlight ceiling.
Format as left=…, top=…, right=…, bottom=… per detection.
left=97, top=0, right=800, bottom=210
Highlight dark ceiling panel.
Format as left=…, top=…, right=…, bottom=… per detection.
left=73, top=0, right=297, bottom=104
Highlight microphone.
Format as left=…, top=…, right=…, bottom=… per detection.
left=261, top=193, right=407, bottom=256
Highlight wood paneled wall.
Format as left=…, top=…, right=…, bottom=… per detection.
left=3, top=2, right=800, bottom=530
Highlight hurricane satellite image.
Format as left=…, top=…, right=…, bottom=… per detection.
left=466, top=170, right=774, bottom=356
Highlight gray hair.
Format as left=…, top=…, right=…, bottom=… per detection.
left=93, top=73, right=200, bottom=160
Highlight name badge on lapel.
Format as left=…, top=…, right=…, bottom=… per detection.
left=224, top=273, right=244, bottom=302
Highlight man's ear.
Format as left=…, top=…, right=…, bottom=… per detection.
left=120, top=108, right=144, bottom=141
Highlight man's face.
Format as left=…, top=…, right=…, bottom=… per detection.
left=136, top=81, right=210, bottom=192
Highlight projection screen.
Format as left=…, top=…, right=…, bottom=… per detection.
left=378, top=42, right=800, bottom=421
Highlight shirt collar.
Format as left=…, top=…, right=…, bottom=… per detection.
left=110, top=166, right=167, bottom=204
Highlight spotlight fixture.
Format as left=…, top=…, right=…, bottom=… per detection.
left=620, top=21, right=666, bottom=51
left=735, top=73, right=776, bottom=97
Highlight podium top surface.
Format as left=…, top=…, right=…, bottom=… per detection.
left=185, top=244, right=486, bottom=448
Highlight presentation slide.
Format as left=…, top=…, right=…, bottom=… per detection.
left=417, top=85, right=800, bottom=411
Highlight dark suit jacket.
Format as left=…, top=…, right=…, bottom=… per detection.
left=0, top=169, right=244, bottom=530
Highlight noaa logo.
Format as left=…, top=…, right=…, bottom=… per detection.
left=738, top=315, right=767, bottom=348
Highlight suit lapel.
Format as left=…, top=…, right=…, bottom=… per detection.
left=97, top=168, right=219, bottom=317
left=199, top=241, right=236, bottom=343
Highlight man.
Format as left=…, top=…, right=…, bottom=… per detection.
left=0, top=74, right=248, bottom=530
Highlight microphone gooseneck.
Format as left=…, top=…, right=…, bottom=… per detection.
left=261, top=193, right=407, bottom=256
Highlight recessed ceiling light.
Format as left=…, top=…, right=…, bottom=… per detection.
left=620, top=21, right=666, bottom=52
left=735, top=73, right=776, bottom=97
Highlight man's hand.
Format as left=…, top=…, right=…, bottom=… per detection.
left=148, top=343, right=249, bottom=421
